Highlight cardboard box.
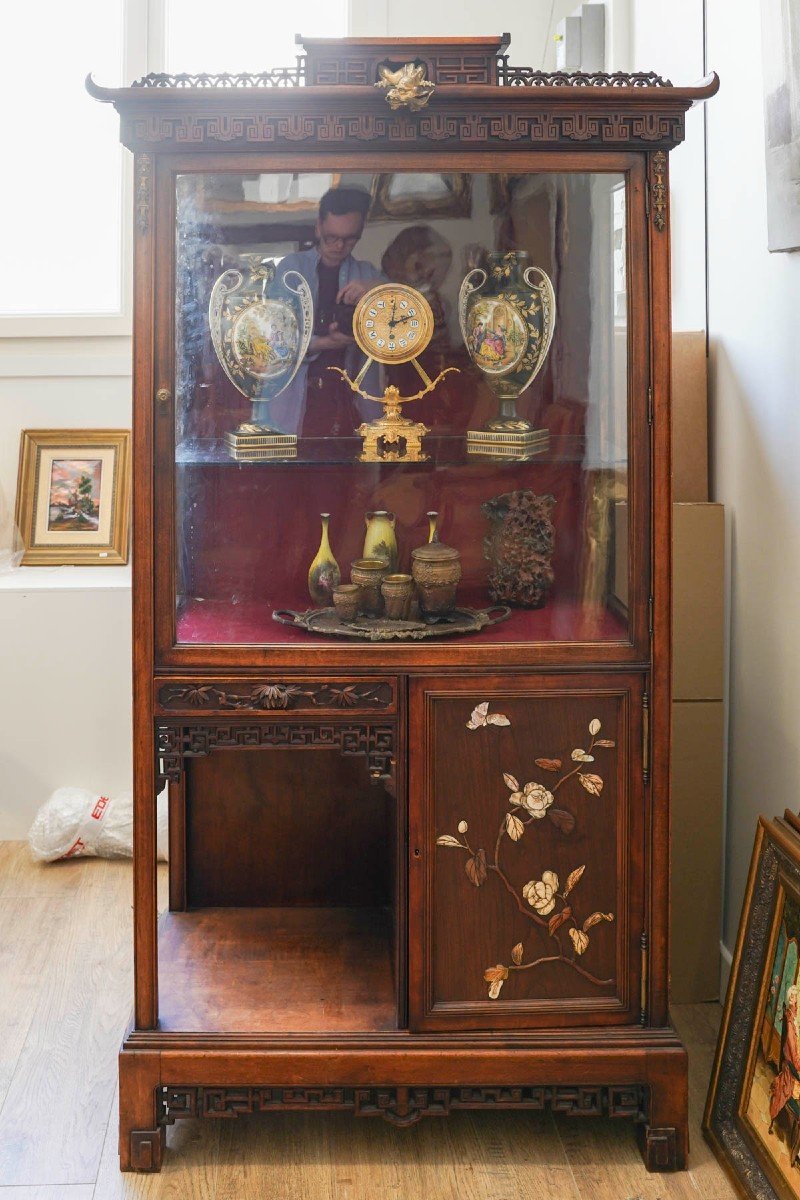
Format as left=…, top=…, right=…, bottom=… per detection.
left=672, top=331, right=709, bottom=502
left=672, top=502, right=725, bottom=701
left=670, top=699, right=725, bottom=1003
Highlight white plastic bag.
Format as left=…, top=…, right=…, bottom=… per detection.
left=28, top=787, right=168, bottom=862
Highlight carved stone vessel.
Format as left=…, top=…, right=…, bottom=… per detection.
left=482, top=490, right=556, bottom=608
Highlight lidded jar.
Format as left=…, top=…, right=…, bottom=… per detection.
left=411, top=540, right=461, bottom=619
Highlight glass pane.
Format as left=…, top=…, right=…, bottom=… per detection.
left=0, top=0, right=123, bottom=316
left=174, top=170, right=629, bottom=647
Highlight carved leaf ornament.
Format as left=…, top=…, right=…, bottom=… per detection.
left=437, top=713, right=616, bottom=998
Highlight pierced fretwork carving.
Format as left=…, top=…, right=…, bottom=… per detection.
left=497, top=64, right=672, bottom=88
left=157, top=680, right=394, bottom=713
left=159, top=1084, right=647, bottom=1129
left=132, top=65, right=305, bottom=88
left=156, top=721, right=395, bottom=788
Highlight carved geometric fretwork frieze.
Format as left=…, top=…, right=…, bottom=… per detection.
left=157, top=679, right=394, bottom=714
left=159, top=1084, right=647, bottom=1129
left=156, top=721, right=396, bottom=788
left=122, top=108, right=685, bottom=151
left=649, top=150, right=668, bottom=232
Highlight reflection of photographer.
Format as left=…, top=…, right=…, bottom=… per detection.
left=266, top=187, right=385, bottom=437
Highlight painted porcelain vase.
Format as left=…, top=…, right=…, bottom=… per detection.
left=458, top=251, right=556, bottom=432
left=363, top=511, right=398, bottom=573
left=308, top=513, right=341, bottom=606
left=209, top=255, right=313, bottom=425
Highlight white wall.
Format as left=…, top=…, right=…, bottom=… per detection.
left=705, top=0, right=800, bottom=950
left=631, top=0, right=800, bottom=965
left=0, top=344, right=133, bottom=837
left=631, top=0, right=707, bottom=331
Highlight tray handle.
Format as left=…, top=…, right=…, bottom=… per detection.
left=482, top=604, right=512, bottom=625
left=272, top=608, right=301, bottom=627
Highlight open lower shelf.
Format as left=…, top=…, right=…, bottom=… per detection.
left=158, top=906, right=397, bottom=1034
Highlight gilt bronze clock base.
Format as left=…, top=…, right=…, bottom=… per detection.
left=357, top=413, right=430, bottom=463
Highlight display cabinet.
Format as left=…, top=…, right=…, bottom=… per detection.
left=89, top=37, right=718, bottom=1172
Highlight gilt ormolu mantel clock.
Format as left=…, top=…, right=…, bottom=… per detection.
left=88, top=35, right=718, bottom=1173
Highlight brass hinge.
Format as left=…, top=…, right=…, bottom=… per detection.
left=647, top=385, right=654, bottom=426
left=155, top=387, right=171, bottom=416
left=644, top=177, right=650, bottom=217
left=648, top=596, right=654, bottom=639
left=640, top=931, right=649, bottom=1024
left=642, top=691, right=650, bottom=784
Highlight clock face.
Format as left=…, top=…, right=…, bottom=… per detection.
left=353, top=283, right=435, bottom=365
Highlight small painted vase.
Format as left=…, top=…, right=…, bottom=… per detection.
left=363, top=511, right=398, bottom=573
left=308, top=513, right=341, bottom=606
left=427, top=510, right=440, bottom=544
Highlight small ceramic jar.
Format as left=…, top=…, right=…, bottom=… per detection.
left=350, top=558, right=388, bottom=617
left=381, top=573, right=414, bottom=621
left=332, top=583, right=361, bottom=622
left=411, top=541, right=461, bottom=619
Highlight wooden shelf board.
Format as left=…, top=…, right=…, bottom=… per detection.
left=158, top=906, right=397, bottom=1034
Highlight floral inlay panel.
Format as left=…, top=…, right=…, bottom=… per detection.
left=437, top=711, right=616, bottom=998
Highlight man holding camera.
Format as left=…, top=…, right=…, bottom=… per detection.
left=267, top=186, right=384, bottom=437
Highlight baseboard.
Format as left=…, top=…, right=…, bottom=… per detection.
left=719, top=940, right=733, bottom=1001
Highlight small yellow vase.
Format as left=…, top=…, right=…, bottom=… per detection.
left=363, top=510, right=398, bottom=573
left=308, top=513, right=341, bottom=606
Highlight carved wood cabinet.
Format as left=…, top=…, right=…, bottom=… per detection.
left=90, top=37, right=718, bottom=1172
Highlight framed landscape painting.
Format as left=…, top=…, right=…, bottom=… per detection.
left=705, top=814, right=800, bottom=1199
left=15, top=430, right=130, bottom=565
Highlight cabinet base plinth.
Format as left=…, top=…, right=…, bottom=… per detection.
left=119, top=1039, right=689, bottom=1173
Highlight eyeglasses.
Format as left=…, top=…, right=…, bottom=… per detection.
left=320, top=233, right=361, bottom=248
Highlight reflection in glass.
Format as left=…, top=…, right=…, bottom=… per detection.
left=173, top=170, right=629, bottom=647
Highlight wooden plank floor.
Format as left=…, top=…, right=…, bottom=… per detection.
left=0, top=842, right=737, bottom=1200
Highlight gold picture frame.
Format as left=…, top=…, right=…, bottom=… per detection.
left=15, top=430, right=131, bottom=566
left=369, top=172, right=473, bottom=220
left=705, top=812, right=800, bottom=1199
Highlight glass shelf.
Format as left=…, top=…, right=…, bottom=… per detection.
left=175, top=433, right=588, bottom=468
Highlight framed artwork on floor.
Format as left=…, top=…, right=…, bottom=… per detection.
left=15, top=429, right=131, bottom=565
left=705, top=813, right=800, bottom=1199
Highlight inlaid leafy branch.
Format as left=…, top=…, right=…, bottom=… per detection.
left=437, top=714, right=617, bottom=998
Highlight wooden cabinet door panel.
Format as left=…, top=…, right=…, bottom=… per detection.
left=409, top=673, right=645, bottom=1031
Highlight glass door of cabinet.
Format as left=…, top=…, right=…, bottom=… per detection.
left=166, top=162, right=643, bottom=655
